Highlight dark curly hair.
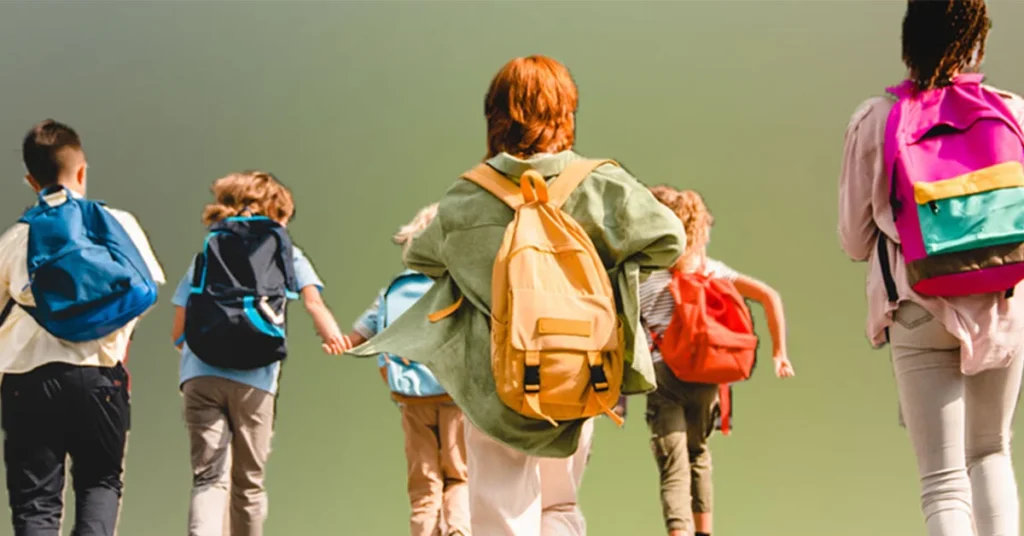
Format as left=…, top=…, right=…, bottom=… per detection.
left=902, top=0, right=990, bottom=91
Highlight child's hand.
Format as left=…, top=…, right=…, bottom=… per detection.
left=612, top=395, right=628, bottom=422
left=320, top=331, right=347, bottom=356
left=773, top=354, right=795, bottom=378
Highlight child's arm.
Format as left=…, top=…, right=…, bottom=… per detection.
left=342, top=331, right=368, bottom=350
left=301, top=286, right=346, bottom=355
left=340, top=293, right=382, bottom=352
left=171, top=306, right=186, bottom=350
left=732, top=274, right=795, bottom=378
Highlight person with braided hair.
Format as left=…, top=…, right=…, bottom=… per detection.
left=839, top=1, right=1024, bottom=535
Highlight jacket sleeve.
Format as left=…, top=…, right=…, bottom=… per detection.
left=0, top=229, right=14, bottom=308
left=612, top=183, right=686, bottom=279
left=838, top=101, right=881, bottom=262
left=402, top=217, right=447, bottom=279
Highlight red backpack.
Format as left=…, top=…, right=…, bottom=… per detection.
left=652, top=268, right=759, bottom=434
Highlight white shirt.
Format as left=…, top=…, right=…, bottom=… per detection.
left=0, top=190, right=165, bottom=373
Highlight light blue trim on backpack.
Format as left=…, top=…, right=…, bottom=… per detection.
left=190, top=230, right=228, bottom=295
left=192, top=219, right=301, bottom=300
left=379, top=271, right=447, bottom=398
left=242, top=296, right=286, bottom=338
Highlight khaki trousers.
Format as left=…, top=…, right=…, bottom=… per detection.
left=183, top=377, right=275, bottom=536
left=401, top=401, right=470, bottom=536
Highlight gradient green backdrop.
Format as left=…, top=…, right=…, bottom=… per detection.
left=2, top=1, right=1024, bottom=535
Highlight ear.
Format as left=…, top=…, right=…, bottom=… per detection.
left=76, top=164, right=87, bottom=185
left=24, top=174, right=42, bottom=193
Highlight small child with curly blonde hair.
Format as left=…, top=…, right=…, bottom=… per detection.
left=640, top=186, right=793, bottom=536
left=170, top=170, right=345, bottom=536
left=342, top=203, right=470, bottom=536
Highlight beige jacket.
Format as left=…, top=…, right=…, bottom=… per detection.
left=837, top=84, right=1024, bottom=374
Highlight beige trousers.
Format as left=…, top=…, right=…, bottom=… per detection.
left=182, top=377, right=275, bottom=536
left=890, top=301, right=1024, bottom=536
left=401, top=401, right=470, bottom=536
left=464, top=418, right=594, bottom=536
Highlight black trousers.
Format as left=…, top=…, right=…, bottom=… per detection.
left=1, top=362, right=131, bottom=536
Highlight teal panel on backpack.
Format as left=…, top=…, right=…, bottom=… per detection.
left=919, top=186, right=1024, bottom=256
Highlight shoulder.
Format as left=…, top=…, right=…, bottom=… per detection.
left=704, top=258, right=739, bottom=280
left=579, top=158, right=641, bottom=195
left=846, top=96, right=892, bottom=135
left=0, top=223, right=28, bottom=266
left=983, top=84, right=1024, bottom=125
left=0, top=223, right=28, bottom=248
left=983, top=84, right=1024, bottom=102
left=103, top=207, right=146, bottom=235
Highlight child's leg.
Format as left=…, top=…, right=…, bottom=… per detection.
left=68, top=363, right=131, bottom=536
left=464, top=420, right=542, bottom=536
left=685, top=386, right=719, bottom=536
left=183, top=377, right=233, bottom=536
left=538, top=417, right=594, bottom=536
left=437, top=403, right=469, bottom=536
left=645, top=391, right=694, bottom=536
left=2, top=365, right=71, bottom=536
left=402, top=403, right=444, bottom=536
left=225, top=383, right=275, bottom=536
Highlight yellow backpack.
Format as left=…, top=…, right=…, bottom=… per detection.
left=453, top=159, right=625, bottom=427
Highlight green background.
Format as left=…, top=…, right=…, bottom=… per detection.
left=2, top=1, right=1023, bottom=535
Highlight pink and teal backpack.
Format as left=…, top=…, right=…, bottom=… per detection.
left=880, top=73, right=1024, bottom=299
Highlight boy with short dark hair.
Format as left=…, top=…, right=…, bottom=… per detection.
left=0, top=119, right=165, bottom=536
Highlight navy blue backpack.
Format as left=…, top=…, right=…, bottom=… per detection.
left=0, top=187, right=159, bottom=341
left=184, top=216, right=299, bottom=370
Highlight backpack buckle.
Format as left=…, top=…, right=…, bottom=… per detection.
left=590, top=363, right=610, bottom=392
left=524, top=365, right=541, bottom=393
left=587, top=351, right=610, bottom=392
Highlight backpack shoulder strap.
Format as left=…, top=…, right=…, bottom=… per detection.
left=461, top=164, right=524, bottom=209
left=548, top=159, right=620, bottom=208
left=0, top=298, right=17, bottom=329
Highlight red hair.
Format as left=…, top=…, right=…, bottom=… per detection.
left=484, top=55, right=578, bottom=158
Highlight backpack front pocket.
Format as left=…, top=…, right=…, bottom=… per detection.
left=915, top=162, right=1024, bottom=255
left=508, top=289, right=617, bottom=353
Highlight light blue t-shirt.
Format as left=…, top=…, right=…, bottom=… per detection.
left=171, top=246, right=323, bottom=394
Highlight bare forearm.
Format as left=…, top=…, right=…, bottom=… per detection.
left=306, top=302, right=341, bottom=339
left=762, top=290, right=787, bottom=357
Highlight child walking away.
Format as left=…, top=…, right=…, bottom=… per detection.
left=0, top=119, right=165, bottom=536
left=342, top=204, right=470, bottom=536
left=346, top=55, right=686, bottom=536
left=839, top=2, right=1024, bottom=534
left=642, top=186, right=793, bottom=536
left=170, top=171, right=346, bottom=536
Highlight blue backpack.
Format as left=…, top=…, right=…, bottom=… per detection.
left=184, top=216, right=299, bottom=370
left=0, top=187, right=158, bottom=342
left=378, top=271, right=446, bottom=398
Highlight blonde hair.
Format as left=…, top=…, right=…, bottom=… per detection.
left=202, top=171, right=295, bottom=226
left=649, top=185, right=714, bottom=262
left=393, top=203, right=439, bottom=255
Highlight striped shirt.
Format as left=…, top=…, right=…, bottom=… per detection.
left=639, top=259, right=739, bottom=362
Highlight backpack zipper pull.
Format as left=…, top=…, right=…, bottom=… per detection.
left=928, top=201, right=940, bottom=215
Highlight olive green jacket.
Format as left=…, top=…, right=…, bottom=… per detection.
left=346, top=151, right=685, bottom=457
